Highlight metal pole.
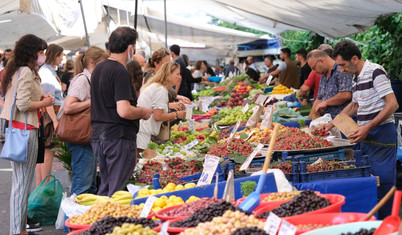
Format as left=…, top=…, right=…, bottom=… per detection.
left=134, top=0, right=138, bottom=29
left=164, top=0, right=167, bottom=48
left=78, top=0, right=90, bottom=46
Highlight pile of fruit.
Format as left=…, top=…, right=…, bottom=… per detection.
left=76, top=191, right=133, bottom=206
left=208, top=138, right=257, bottom=160
left=257, top=190, right=331, bottom=218
left=261, top=128, right=333, bottom=150
left=228, top=89, right=245, bottom=108
left=271, top=84, right=294, bottom=95
left=162, top=198, right=222, bottom=217
left=270, top=161, right=293, bottom=174
left=107, top=223, right=157, bottom=235
left=306, top=161, right=356, bottom=173
left=234, top=82, right=252, bottom=95
left=216, top=106, right=254, bottom=125
left=341, top=228, right=377, bottom=235
left=296, top=224, right=330, bottom=231
left=171, top=126, right=212, bottom=145
left=139, top=195, right=200, bottom=213
left=311, top=127, right=330, bottom=136
left=232, top=227, right=268, bottom=235
left=135, top=182, right=197, bottom=198
left=69, top=201, right=143, bottom=225
left=82, top=216, right=158, bottom=235
left=181, top=210, right=265, bottom=234
left=171, top=201, right=245, bottom=228
left=135, top=158, right=202, bottom=187
left=262, top=191, right=302, bottom=202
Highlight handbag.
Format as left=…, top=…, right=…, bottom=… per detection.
left=156, top=121, right=170, bottom=140
left=56, top=75, right=91, bottom=145
left=0, top=67, right=30, bottom=163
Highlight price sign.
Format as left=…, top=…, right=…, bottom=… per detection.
left=251, top=105, right=260, bottom=113
left=197, top=154, right=220, bottom=186
left=264, top=212, right=281, bottom=235
left=260, top=105, right=274, bottom=130
left=265, top=96, right=273, bottom=105
left=242, top=103, right=250, bottom=113
left=160, top=221, right=169, bottom=235
left=256, top=94, right=268, bottom=106
left=245, top=130, right=255, bottom=141
left=278, top=220, right=297, bottom=235
left=266, top=75, right=273, bottom=85
left=227, top=120, right=241, bottom=144
left=140, top=195, right=156, bottom=218
left=189, top=119, right=195, bottom=132
left=240, top=143, right=264, bottom=171
left=185, top=139, right=198, bottom=149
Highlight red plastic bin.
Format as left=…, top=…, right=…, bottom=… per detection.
left=283, top=212, right=377, bottom=235
left=254, top=193, right=345, bottom=221
left=65, top=218, right=91, bottom=231
left=155, top=204, right=188, bottom=221
left=67, top=227, right=88, bottom=235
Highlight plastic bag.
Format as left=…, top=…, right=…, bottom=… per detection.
left=28, top=175, right=64, bottom=226
left=309, top=113, right=333, bottom=130
left=55, top=192, right=67, bottom=229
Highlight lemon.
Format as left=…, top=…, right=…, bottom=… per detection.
left=184, top=183, right=196, bottom=189
left=153, top=206, right=162, bottom=212
left=175, top=185, right=184, bottom=190
left=160, top=195, right=168, bottom=201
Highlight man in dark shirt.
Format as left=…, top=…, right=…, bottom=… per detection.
left=91, top=27, right=152, bottom=196
left=170, top=44, right=201, bottom=100
left=295, top=48, right=311, bottom=86
left=224, top=59, right=239, bottom=77
left=241, top=60, right=259, bottom=82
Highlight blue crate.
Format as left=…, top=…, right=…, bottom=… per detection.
left=283, top=149, right=347, bottom=164
left=262, top=87, right=274, bottom=93
left=131, top=173, right=277, bottom=205
left=299, top=166, right=371, bottom=182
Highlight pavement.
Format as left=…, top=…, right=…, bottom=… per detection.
left=0, top=155, right=69, bottom=235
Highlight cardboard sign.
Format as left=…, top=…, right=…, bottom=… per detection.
left=242, top=103, right=250, bottom=113
left=140, top=195, right=156, bottom=218
left=256, top=94, right=268, bottom=106
left=264, top=212, right=281, bottom=235
left=266, top=75, right=273, bottom=85
left=332, top=113, right=359, bottom=138
left=240, top=143, right=264, bottom=171
left=197, top=154, right=220, bottom=186
left=278, top=220, right=297, bottom=235
left=260, top=105, right=274, bottom=130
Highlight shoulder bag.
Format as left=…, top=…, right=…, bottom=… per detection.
left=56, top=74, right=91, bottom=145
left=0, top=67, right=30, bottom=162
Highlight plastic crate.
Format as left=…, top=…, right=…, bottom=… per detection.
left=282, top=149, right=346, bottom=164
left=131, top=173, right=277, bottom=205
left=299, top=165, right=371, bottom=182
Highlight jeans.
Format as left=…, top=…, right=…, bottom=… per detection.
left=67, top=143, right=97, bottom=195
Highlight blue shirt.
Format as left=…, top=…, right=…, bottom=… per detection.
left=316, top=63, right=352, bottom=119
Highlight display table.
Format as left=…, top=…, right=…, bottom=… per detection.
left=293, top=176, right=377, bottom=214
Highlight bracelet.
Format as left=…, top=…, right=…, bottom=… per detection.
left=175, top=111, right=178, bottom=119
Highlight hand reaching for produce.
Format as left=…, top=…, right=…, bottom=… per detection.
left=321, top=122, right=334, bottom=132
left=177, top=95, right=191, bottom=104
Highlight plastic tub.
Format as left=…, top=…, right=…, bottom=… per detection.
left=254, top=193, right=345, bottom=221
left=155, top=204, right=188, bottom=221
left=284, top=213, right=377, bottom=235
left=208, top=76, right=222, bottom=83
left=302, top=221, right=382, bottom=235
left=65, top=218, right=91, bottom=230
left=167, top=218, right=195, bottom=235
left=67, top=227, right=88, bottom=235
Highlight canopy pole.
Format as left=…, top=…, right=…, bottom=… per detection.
left=164, top=0, right=167, bottom=49
left=78, top=0, right=90, bottom=46
left=134, top=0, right=138, bottom=29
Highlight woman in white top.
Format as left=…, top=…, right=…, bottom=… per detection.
left=37, top=43, right=64, bottom=186
left=137, top=61, right=186, bottom=151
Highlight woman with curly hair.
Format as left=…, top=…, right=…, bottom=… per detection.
left=0, top=34, right=54, bottom=235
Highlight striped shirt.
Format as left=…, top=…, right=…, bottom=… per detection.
left=353, top=60, right=394, bottom=126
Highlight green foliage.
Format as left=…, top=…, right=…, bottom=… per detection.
left=209, top=17, right=267, bottom=35
left=240, top=181, right=257, bottom=197
left=280, top=31, right=324, bottom=60
left=52, top=140, right=72, bottom=171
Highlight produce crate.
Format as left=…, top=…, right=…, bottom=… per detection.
left=131, top=174, right=278, bottom=205
left=297, top=153, right=371, bottom=183
left=246, top=162, right=300, bottom=183
left=284, top=149, right=347, bottom=164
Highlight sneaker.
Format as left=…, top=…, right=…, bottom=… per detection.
left=26, top=218, right=42, bottom=232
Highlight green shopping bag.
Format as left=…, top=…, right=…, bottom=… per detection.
left=27, top=175, right=64, bottom=225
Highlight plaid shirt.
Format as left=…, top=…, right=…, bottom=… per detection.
left=352, top=60, right=394, bottom=126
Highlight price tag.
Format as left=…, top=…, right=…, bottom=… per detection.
left=240, top=143, right=264, bottom=171
left=186, top=104, right=194, bottom=119
left=227, top=120, right=241, bottom=144
left=140, top=195, right=156, bottom=218
left=197, top=154, right=220, bottom=186
left=264, top=212, right=281, bottom=235
left=160, top=221, right=169, bottom=235
left=260, top=105, right=274, bottom=130
left=185, top=139, right=198, bottom=149
left=256, top=94, right=268, bottom=105
left=242, top=103, right=250, bottom=113
left=266, top=75, right=273, bottom=85
left=265, top=96, right=273, bottom=105
left=245, top=130, right=255, bottom=141
left=189, top=119, right=195, bottom=132
left=278, top=220, right=297, bottom=235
